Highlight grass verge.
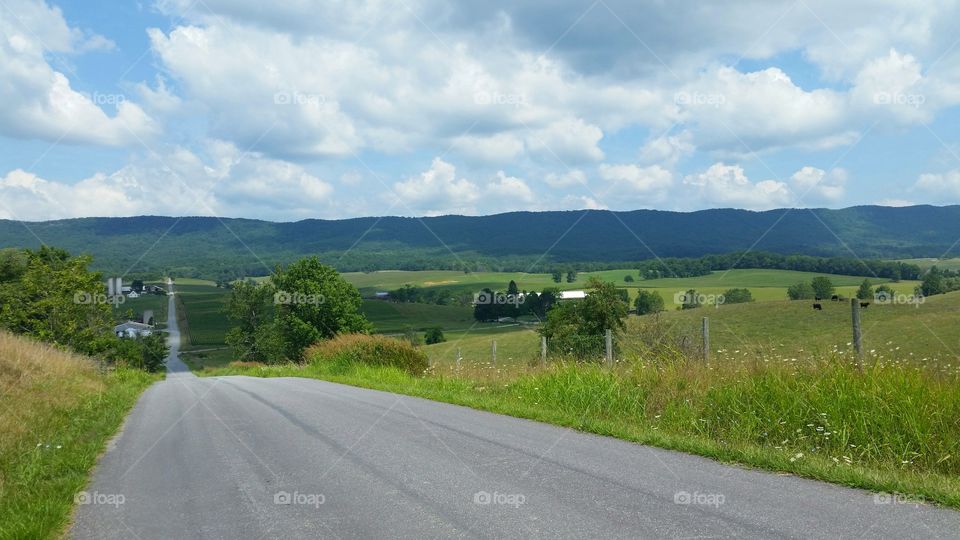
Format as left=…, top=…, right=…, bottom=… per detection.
left=202, top=351, right=960, bottom=510
left=0, top=332, right=157, bottom=539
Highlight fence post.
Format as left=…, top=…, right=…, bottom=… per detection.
left=456, top=347, right=462, bottom=371
left=605, top=329, right=613, bottom=367
left=702, top=317, right=710, bottom=362
left=851, top=298, right=863, bottom=371
left=540, top=335, right=547, bottom=367
left=492, top=340, right=497, bottom=367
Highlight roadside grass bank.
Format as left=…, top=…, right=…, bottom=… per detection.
left=202, top=344, right=960, bottom=510
left=0, top=331, right=158, bottom=539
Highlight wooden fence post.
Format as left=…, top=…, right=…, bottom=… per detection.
left=702, top=317, right=710, bottom=362
left=605, top=329, right=613, bottom=367
left=851, top=298, right=863, bottom=371
left=492, top=340, right=497, bottom=368
left=540, top=335, right=547, bottom=367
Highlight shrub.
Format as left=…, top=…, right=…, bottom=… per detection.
left=424, top=327, right=445, bottom=344
left=306, top=334, right=429, bottom=375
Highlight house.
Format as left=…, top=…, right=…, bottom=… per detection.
left=374, top=291, right=390, bottom=299
left=127, top=290, right=140, bottom=298
left=114, top=321, right=153, bottom=338
left=121, top=286, right=132, bottom=294
left=558, top=290, right=587, bottom=300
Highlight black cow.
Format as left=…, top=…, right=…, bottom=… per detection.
left=831, top=295, right=839, bottom=301
left=813, top=303, right=823, bottom=310
left=860, top=302, right=870, bottom=309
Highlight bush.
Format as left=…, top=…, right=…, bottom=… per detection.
left=722, top=288, right=753, bottom=304
left=306, top=334, right=429, bottom=375
left=424, top=327, right=445, bottom=344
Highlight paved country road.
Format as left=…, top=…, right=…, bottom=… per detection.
left=71, top=285, right=960, bottom=539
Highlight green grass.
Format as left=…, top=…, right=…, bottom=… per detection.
left=176, top=284, right=231, bottom=348
left=0, top=332, right=157, bottom=539
left=201, top=355, right=960, bottom=509
left=361, top=300, right=474, bottom=333
left=644, top=290, right=960, bottom=364
left=343, top=269, right=912, bottom=309
left=423, top=326, right=541, bottom=368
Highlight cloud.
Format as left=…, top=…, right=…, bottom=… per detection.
left=544, top=169, right=587, bottom=188
left=790, top=166, right=847, bottom=204
left=392, top=159, right=539, bottom=215
left=598, top=163, right=673, bottom=203
left=526, top=119, right=605, bottom=163
left=0, top=0, right=156, bottom=145
left=683, top=163, right=793, bottom=210
left=0, top=141, right=337, bottom=221
left=392, top=158, right=480, bottom=215
left=914, top=169, right=960, bottom=201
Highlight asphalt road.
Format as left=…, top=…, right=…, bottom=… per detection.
left=71, top=286, right=960, bottom=539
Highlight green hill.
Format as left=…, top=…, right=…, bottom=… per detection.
left=1, top=205, right=958, bottom=278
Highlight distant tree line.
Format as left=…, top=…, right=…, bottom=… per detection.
left=636, top=252, right=922, bottom=281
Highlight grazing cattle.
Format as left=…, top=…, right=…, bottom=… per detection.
left=831, top=295, right=839, bottom=301
left=813, top=303, right=823, bottom=310
left=860, top=302, right=870, bottom=309
left=815, top=296, right=822, bottom=301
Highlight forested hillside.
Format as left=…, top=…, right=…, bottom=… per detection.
left=0, top=205, right=957, bottom=279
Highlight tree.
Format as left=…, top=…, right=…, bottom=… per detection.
left=921, top=267, right=946, bottom=296
left=787, top=281, right=815, bottom=300
left=681, top=289, right=700, bottom=309
left=540, top=278, right=627, bottom=359
left=551, top=270, right=562, bottom=283
left=810, top=276, right=835, bottom=299
left=722, top=288, right=753, bottom=304
left=424, top=327, right=445, bottom=344
left=138, top=333, right=169, bottom=372
left=566, top=270, right=577, bottom=283
left=507, top=280, right=519, bottom=296
left=623, top=274, right=634, bottom=283
left=271, top=257, right=372, bottom=362
left=856, top=279, right=874, bottom=300
left=131, top=279, right=145, bottom=293
left=634, top=289, right=664, bottom=315
left=224, top=280, right=275, bottom=362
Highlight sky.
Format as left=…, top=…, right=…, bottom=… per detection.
left=1, top=0, right=960, bottom=222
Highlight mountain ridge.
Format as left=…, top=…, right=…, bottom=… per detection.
left=1, top=205, right=957, bottom=278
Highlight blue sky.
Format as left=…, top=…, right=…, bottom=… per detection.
left=1, top=0, right=959, bottom=221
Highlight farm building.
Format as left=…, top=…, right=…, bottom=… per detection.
left=114, top=321, right=154, bottom=338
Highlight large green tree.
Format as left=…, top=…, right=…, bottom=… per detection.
left=810, top=276, right=835, bottom=299
left=634, top=289, right=664, bottom=315
left=271, top=257, right=372, bottom=361
left=224, top=279, right=276, bottom=362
